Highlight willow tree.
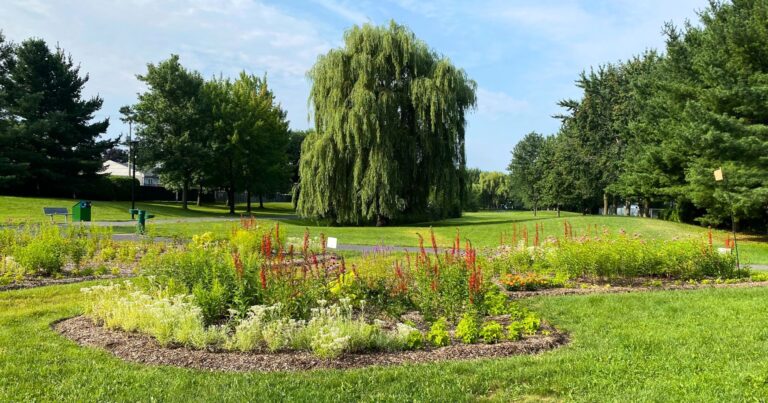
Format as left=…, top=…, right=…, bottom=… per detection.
left=297, top=22, right=476, bottom=225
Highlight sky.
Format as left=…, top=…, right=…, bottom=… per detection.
left=0, top=0, right=707, bottom=171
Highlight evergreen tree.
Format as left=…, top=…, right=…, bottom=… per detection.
left=0, top=32, right=23, bottom=188
left=2, top=37, right=111, bottom=195
left=297, top=22, right=476, bottom=225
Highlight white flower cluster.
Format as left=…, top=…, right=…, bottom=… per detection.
left=82, top=286, right=424, bottom=358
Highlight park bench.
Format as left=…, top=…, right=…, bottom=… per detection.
left=43, top=207, right=70, bottom=223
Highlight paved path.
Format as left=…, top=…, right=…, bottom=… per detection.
left=110, top=233, right=435, bottom=254
left=85, top=214, right=299, bottom=227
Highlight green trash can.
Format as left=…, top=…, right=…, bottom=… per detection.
left=72, top=200, right=92, bottom=222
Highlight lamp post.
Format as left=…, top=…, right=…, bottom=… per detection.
left=714, top=167, right=740, bottom=269
left=130, top=139, right=138, bottom=219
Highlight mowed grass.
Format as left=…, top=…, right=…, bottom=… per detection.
left=133, top=210, right=768, bottom=264
left=2, top=282, right=768, bottom=401
left=0, top=195, right=295, bottom=222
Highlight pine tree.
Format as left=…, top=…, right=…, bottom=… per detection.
left=2, top=38, right=111, bottom=195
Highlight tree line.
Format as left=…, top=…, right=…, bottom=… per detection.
left=126, top=55, right=299, bottom=212
left=509, top=0, right=768, bottom=230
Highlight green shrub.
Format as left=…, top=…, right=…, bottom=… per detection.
left=396, top=323, right=423, bottom=350
left=521, top=313, right=541, bottom=335
left=0, top=256, right=26, bottom=285
left=426, top=317, right=451, bottom=347
left=507, top=321, right=524, bottom=340
left=455, top=313, right=480, bottom=344
left=491, top=236, right=738, bottom=281
left=480, top=321, right=504, bottom=343
left=15, top=229, right=66, bottom=275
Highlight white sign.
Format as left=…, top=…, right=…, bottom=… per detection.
left=327, top=237, right=338, bottom=249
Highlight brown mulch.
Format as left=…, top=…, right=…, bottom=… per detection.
left=54, top=316, right=569, bottom=372
left=505, top=280, right=768, bottom=299
left=0, top=273, right=135, bottom=292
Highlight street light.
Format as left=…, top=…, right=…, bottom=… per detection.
left=713, top=167, right=740, bottom=269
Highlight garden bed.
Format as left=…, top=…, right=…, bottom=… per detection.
left=504, top=279, right=768, bottom=299
left=0, top=273, right=133, bottom=292
left=54, top=315, right=567, bottom=372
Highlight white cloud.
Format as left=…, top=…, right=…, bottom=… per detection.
left=476, top=88, right=529, bottom=118
left=0, top=0, right=335, bottom=138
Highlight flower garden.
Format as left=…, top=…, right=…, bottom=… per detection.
left=1, top=217, right=757, bottom=370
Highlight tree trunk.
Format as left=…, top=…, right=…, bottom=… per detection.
left=603, top=192, right=608, bottom=216
left=246, top=189, right=251, bottom=213
left=376, top=214, right=389, bottom=227
left=643, top=198, right=650, bottom=218
left=533, top=200, right=538, bottom=217
left=556, top=203, right=560, bottom=218
left=228, top=186, right=236, bottom=215
left=196, top=183, right=202, bottom=206
left=181, top=180, right=189, bottom=209
left=259, top=194, right=264, bottom=209
left=625, top=199, right=630, bottom=216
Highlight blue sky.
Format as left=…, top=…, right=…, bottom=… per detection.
left=1, top=0, right=706, bottom=171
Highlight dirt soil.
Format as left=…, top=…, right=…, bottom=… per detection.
left=54, top=316, right=569, bottom=372
left=0, top=273, right=134, bottom=292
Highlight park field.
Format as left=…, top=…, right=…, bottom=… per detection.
left=2, top=196, right=766, bottom=264
left=136, top=210, right=768, bottom=265
left=1, top=282, right=767, bottom=401
left=0, top=196, right=294, bottom=222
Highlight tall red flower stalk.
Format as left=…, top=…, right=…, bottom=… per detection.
left=394, top=261, right=407, bottom=294
left=302, top=228, right=310, bottom=257
left=417, top=233, right=427, bottom=260
left=513, top=224, right=518, bottom=245
left=430, top=228, right=439, bottom=256
left=534, top=223, right=540, bottom=247
left=454, top=228, right=461, bottom=255
left=320, top=233, right=326, bottom=257
left=523, top=226, right=529, bottom=247
left=708, top=226, right=713, bottom=250
left=232, top=251, right=244, bottom=280
left=259, top=265, right=267, bottom=289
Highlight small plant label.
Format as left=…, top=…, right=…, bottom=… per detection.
left=327, top=237, right=338, bottom=249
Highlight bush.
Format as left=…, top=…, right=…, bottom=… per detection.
left=480, top=321, right=504, bottom=343
left=521, top=313, right=541, bottom=335
left=455, top=312, right=480, bottom=344
left=14, top=225, right=67, bottom=275
left=490, top=236, right=738, bottom=281
left=426, top=317, right=451, bottom=347
left=507, top=321, right=524, bottom=340
left=0, top=256, right=26, bottom=285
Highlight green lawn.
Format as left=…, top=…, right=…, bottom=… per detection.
left=133, top=210, right=768, bottom=264
left=0, top=195, right=295, bottom=222
left=3, top=196, right=766, bottom=264
left=2, top=281, right=768, bottom=400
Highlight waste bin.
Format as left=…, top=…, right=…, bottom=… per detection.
left=72, top=200, right=92, bottom=222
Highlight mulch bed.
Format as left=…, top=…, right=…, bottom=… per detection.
left=505, top=280, right=768, bottom=299
left=54, top=316, right=569, bottom=372
left=0, top=274, right=134, bottom=292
